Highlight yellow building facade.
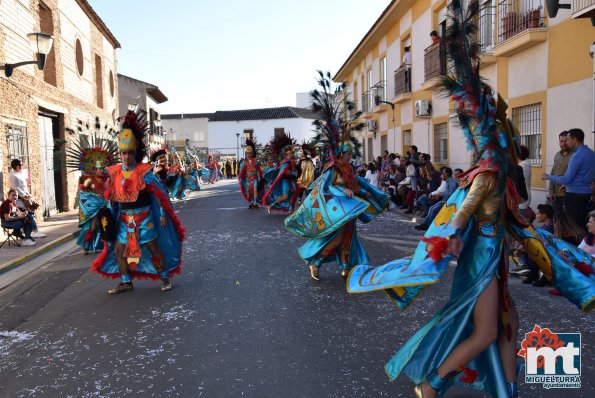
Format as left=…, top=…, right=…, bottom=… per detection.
left=335, top=0, right=594, bottom=205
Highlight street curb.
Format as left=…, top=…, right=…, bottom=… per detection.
left=0, top=232, right=77, bottom=276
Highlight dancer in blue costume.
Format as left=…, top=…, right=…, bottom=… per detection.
left=185, top=158, right=201, bottom=191
left=263, top=132, right=298, bottom=214
left=238, top=138, right=264, bottom=208
left=347, top=2, right=594, bottom=397
left=168, top=152, right=187, bottom=200
left=285, top=71, right=389, bottom=280
left=150, top=148, right=170, bottom=188
left=66, top=135, right=119, bottom=254
left=92, top=109, right=186, bottom=294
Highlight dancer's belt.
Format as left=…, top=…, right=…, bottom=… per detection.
left=120, top=206, right=151, bottom=269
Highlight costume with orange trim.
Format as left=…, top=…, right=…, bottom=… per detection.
left=347, top=3, right=594, bottom=397
left=167, top=152, right=187, bottom=200
left=238, top=138, right=264, bottom=208
left=66, top=135, right=119, bottom=254
left=92, top=110, right=185, bottom=290
left=206, top=155, right=219, bottom=184
left=262, top=132, right=298, bottom=213
left=284, top=71, right=389, bottom=280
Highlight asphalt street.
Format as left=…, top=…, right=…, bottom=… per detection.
left=0, top=179, right=593, bottom=397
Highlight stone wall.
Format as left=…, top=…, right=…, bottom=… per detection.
left=0, top=0, right=118, bottom=220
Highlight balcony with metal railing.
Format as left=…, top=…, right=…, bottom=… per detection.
left=361, top=91, right=372, bottom=117
left=421, top=42, right=446, bottom=90
left=478, top=3, right=498, bottom=66
left=572, top=0, right=595, bottom=19
left=495, top=0, right=547, bottom=56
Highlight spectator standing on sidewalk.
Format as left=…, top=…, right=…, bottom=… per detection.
left=0, top=189, right=36, bottom=246
left=548, top=131, right=571, bottom=216
left=542, top=128, right=595, bottom=229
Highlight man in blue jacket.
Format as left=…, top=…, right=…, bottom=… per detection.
left=542, top=128, right=595, bottom=228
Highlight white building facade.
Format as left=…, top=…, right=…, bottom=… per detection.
left=162, top=107, right=317, bottom=159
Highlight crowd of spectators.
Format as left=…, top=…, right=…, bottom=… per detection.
left=352, top=131, right=594, bottom=298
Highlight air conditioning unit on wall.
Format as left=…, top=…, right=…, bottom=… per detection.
left=367, top=120, right=378, bottom=131
left=415, top=100, right=432, bottom=117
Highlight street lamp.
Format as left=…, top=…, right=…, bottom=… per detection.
left=1, top=32, right=54, bottom=77
left=235, top=132, right=240, bottom=160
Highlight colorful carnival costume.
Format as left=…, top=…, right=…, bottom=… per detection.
left=185, top=159, right=201, bottom=191
left=66, top=136, right=119, bottom=254
left=238, top=138, right=264, bottom=208
left=207, top=155, right=219, bottom=184
left=168, top=153, right=187, bottom=200
left=285, top=71, right=389, bottom=280
left=296, top=141, right=316, bottom=203
left=347, top=2, right=594, bottom=397
left=92, top=109, right=186, bottom=294
left=263, top=132, right=298, bottom=214
left=150, top=148, right=170, bottom=189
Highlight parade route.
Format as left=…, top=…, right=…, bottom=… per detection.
left=0, top=180, right=593, bottom=397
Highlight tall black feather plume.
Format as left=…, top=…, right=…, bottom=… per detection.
left=309, top=70, right=363, bottom=165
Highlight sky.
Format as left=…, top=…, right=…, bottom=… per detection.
left=88, top=0, right=389, bottom=114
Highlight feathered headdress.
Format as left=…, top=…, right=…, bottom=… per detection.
left=149, top=147, right=168, bottom=163
left=65, top=134, right=119, bottom=175
left=310, top=71, right=363, bottom=165
left=301, top=140, right=317, bottom=158
left=245, top=137, right=258, bottom=157
left=439, top=0, right=520, bottom=178
left=119, top=109, right=148, bottom=162
left=269, top=131, right=296, bottom=160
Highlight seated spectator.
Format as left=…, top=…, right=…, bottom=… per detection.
left=382, top=178, right=399, bottom=209
left=578, top=210, right=595, bottom=257
left=414, top=167, right=458, bottom=230
left=365, top=162, right=379, bottom=187
left=511, top=204, right=554, bottom=282
left=1, top=189, right=36, bottom=246
left=8, top=159, right=46, bottom=238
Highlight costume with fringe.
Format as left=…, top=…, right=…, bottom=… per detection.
left=285, top=71, right=389, bottom=272
left=262, top=132, right=298, bottom=213
left=92, top=110, right=186, bottom=281
left=207, top=155, right=219, bottom=184
left=238, top=138, right=264, bottom=207
left=66, top=135, right=119, bottom=253
left=346, top=2, right=595, bottom=397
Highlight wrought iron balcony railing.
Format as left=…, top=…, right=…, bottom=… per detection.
left=394, top=65, right=410, bottom=96
left=361, top=91, right=371, bottom=113
left=498, top=0, right=545, bottom=43
left=424, top=42, right=447, bottom=82
left=478, top=3, right=496, bottom=52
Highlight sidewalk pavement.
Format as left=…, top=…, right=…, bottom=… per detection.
left=0, top=179, right=236, bottom=276
left=0, top=209, right=80, bottom=275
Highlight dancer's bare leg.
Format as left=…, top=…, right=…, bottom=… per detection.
left=421, top=277, right=499, bottom=397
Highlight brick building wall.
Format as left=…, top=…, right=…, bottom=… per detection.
left=0, top=0, right=119, bottom=220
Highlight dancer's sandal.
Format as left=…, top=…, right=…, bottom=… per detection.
left=108, top=282, right=133, bottom=295
left=414, top=369, right=453, bottom=398
left=160, top=279, right=172, bottom=292
left=309, top=264, right=320, bottom=281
